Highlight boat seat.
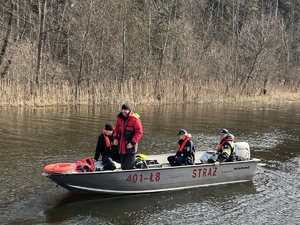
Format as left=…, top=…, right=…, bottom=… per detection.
left=147, top=164, right=163, bottom=168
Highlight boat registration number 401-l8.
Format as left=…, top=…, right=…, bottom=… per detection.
left=126, top=172, right=161, bottom=183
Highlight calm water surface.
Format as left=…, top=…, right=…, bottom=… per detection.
left=1, top=102, right=300, bottom=225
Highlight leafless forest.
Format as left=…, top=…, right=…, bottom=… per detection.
left=0, top=0, right=300, bottom=106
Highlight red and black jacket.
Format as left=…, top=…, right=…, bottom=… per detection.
left=113, top=111, right=143, bottom=154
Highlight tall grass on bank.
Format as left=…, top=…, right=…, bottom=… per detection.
left=1, top=76, right=299, bottom=107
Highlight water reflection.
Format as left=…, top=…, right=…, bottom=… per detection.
left=45, top=182, right=257, bottom=224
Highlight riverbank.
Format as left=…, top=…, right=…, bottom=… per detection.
left=0, top=87, right=299, bottom=109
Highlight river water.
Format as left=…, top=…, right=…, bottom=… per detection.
left=1, top=102, right=300, bottom=225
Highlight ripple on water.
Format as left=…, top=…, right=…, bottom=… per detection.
left=1, top=104, right=300, bottom=224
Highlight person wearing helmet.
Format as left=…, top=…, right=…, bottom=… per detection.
left=209, top=128, right=236, bottom=165
left=167, top=129, right=195, bottom=166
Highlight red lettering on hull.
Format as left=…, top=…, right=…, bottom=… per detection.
left=192, top=167, right=217, bottom=178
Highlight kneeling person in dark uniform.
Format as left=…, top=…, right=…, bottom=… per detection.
left=167, top=129, right=195, bottom=166
left=94, top=123, right=120, bottom=170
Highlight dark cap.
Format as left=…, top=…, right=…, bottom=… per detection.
left=177, top=129, right=187, bottom=136
left=105, top=123, right=114, bottom=131
left=219, top=128, right=229, bottom=135
left=121, top=104, right=131, bottom=110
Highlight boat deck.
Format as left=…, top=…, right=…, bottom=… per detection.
left=94, top=151, right=209, bottom=170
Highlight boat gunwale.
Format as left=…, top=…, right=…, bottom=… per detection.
left=43, top=158, right=261, bottom=177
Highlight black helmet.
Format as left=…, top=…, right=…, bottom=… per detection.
left=177, top=129, right=187, bottom=136
left=219, top=128, right=229, bottom=135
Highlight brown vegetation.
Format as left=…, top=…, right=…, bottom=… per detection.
left=0, top=0, right=300, bottom=107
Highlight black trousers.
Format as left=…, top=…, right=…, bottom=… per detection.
left=120, top=153, right=135, bottom=170
left=102, top=154, right=120, bottom=170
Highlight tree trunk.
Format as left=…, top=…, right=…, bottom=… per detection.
left=0, top=1, right=13, bottom=66
left=36, top=0, right=47, bottom=86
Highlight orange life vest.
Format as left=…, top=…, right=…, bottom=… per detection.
left=178, top=137, right=191, bottom=152
left=102, top=129, right=111, bottom=148
left=217, top=137, right=234, bottom=152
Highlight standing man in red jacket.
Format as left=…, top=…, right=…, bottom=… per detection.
left=113, top=104, right=143, bottom=170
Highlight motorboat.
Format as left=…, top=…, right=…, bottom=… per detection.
left=42, top=142, right=260, bottom=194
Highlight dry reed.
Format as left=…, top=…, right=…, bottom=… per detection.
left=1, top=76, right=299, bottom=108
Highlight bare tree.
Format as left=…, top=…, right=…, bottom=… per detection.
left=36, top=0, right=47, bottom=86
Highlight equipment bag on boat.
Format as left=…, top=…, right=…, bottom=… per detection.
left=75, top=157, right=95, bottom=172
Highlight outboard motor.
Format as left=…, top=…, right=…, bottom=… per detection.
left=235, top=142, right=251, bottom=160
